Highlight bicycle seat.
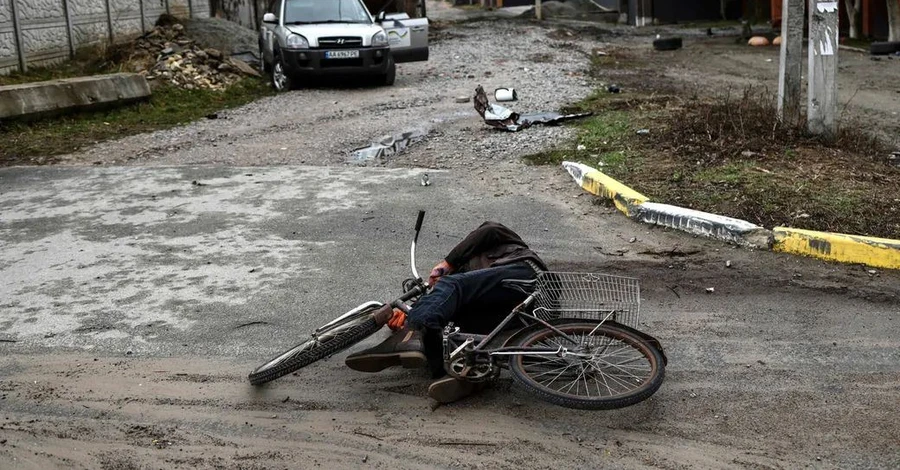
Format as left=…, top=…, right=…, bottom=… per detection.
left=501, top=278, right=537, bottom=293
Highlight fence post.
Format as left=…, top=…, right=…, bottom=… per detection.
left=165, top=0, right=170, bottom=15
left=104, top=0, right=114, bottom=43
left=61, top=0, right=76, bottom=58
left=535, top=0, right=542, bottom=20
left=187, top=0, right=193, bottom=18
left=9, top=0, right=25, bottom=72
left=807, top=0, right=839, bottom=137
left=777, top=0, right=804, bottom=124
left=139, top=0, right=146, bottom=32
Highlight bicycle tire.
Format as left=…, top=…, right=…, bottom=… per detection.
left=248, top=316, right=380, bottom=385
left=508, top=321, right=664, bottom=410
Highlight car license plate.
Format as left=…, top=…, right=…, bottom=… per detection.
left=325, top=50, right=359, bottom=59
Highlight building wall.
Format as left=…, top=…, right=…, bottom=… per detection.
left=0, top=0, right=210, bottom=75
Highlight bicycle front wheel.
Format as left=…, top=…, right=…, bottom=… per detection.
left=248, top=311, right=380, bottom=386
left=508, top=321, right=665, bottom=410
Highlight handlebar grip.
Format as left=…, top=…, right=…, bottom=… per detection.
left=414, top=210, right=425, bottom=232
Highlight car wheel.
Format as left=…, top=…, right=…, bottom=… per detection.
left=378, top=56, right=396, bottom=87
left=271, top=52, right=295, bottom=92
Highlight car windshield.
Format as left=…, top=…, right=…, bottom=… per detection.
left=283, top=0, right=371, bottom=24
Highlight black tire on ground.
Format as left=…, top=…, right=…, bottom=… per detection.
left=870, top=41, right=900, bottom=56
left=653, top=37, right=683, bottom=51
left=508, top=321, right=665, bottom=410
left=378, top=56, right=396, bottom=86
left=248, top=316, right=380, bottom=385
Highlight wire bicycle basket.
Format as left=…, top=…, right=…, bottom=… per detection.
left=532, top=272, right=641, bottom=329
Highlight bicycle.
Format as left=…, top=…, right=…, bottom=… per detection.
left=249, top=211, right=667, bottom=410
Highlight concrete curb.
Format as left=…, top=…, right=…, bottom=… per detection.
left=562, top=161, right=648, bottom=217
left=0, top=73, right=151, bottom=121
left=773, top=228, right=900, bottom=270
left=562, top=161, right=770, bottom=248
left=562, top=161, right=900, bottom=268
left=634, top=202, right=771, bottom=248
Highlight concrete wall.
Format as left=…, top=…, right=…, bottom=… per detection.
left=0, top=0, right=211, bottom=75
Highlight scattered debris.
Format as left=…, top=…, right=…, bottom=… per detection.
left=667, top=285, right=681, bottom=299
left=234, top=321, right=271, bottom=329
left=705, top=287, right=715, bottom=294
left=773, top=36, right=783, bottom=46
left=726, top=260, right=732, bottom=268
left=191, top=180, right=207, bottom=186
left=629, top=237, right=637, bottom=243
left=44, top=332, right=56, bottom=338
left=282, top=396, right=290, bottom=403
left=438, top=441, right=497, bottom=446
left=473, top=85, right=591, bottom=132
left=455, top=96, right=471, bottom=103
left=748, top=36, right=770, bottom=47
left=867, top=269, right=878, bottom=276
left=206, top=113, right=218, bottom=120
left=0, top=339, right=17, bottom=343
left=494, top=87, right=518, bottom=102
left=349, top=129, right=427, bottom=164
left=420, top=173, right=431, bottom=186
left=607, top=84, right=620, bottom=94
left=353, top=430, right=383, bottom=441
left=130, top=22, right=260, bottom=91
left=636, top=129, right=650, bottom=136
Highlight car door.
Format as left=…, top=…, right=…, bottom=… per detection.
left=260, top=0, right=281, bottom=65
left=380, top=12, right=428, bottom=63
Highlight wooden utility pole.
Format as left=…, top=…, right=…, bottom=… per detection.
left=807, top=0, right=839, bottom=137
left=777, top=0, right=804, bottom=124
left=536, top=0, right=542, bottom=20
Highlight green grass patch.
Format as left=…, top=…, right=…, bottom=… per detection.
left=1, top=78, right=273, bottom=165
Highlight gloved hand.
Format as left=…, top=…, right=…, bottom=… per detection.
left=387, top=309, right=407, bottom=331
left=428, top=260, right=453, bottom=286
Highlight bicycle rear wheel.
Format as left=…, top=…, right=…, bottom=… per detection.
left=508, top=321, right=664, bottom=410
left=248, top=307, right=381, bottom=385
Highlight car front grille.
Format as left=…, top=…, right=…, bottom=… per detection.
left=318, top=37, right=363, bottom=48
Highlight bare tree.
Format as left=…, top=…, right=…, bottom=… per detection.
left=889, top=0, right=900, bottom=41
left=844, top=0, right=862, bottom=39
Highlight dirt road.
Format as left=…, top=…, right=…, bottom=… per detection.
left=2, top=4, right=900, bottom=469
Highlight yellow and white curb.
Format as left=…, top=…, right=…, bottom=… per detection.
left=773, top=228, right=900, bottom=270
left=562, top=161, right=648, bottom=216
left=563, top=161, right=900, bottom=269
left=563, top=161, right=770, bottom=248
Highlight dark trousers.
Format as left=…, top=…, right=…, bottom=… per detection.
left=408, top=262, right=537, bottom=333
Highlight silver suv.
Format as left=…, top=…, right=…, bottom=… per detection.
left=259, top=0, right=429, bottom=90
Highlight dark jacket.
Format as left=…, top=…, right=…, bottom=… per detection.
left=445, top=222, right=547, bottom=274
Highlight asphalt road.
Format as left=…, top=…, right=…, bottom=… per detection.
left=2, top=4, right=900, bottom=468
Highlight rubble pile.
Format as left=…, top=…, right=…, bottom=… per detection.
left=131, top=23, right=260, bottom=91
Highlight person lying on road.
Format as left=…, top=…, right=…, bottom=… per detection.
left=345, top=221, right=547, bottom=404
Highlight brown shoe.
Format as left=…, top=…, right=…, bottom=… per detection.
left=345, top=326, right=427, bottom=373
left=427, top=376, right=484, bottom=404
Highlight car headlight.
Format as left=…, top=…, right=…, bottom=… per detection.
left=372, top=31, right=388, bottom=47
left=285, top=34, right=309, bottom=49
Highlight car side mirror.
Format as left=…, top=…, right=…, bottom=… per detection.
left=375, top=11, right=386, bottom=22
left=263, top=13, right=277, bottom=24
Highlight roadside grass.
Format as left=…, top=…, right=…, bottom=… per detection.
left=1, top=78, right=273, bottom=165
left=1, top=41, right=274, bottom=166
left=526, top=51, right=900, bottom=238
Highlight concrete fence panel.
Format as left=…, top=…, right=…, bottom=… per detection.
left=0, top=0, right=210, bottom=75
